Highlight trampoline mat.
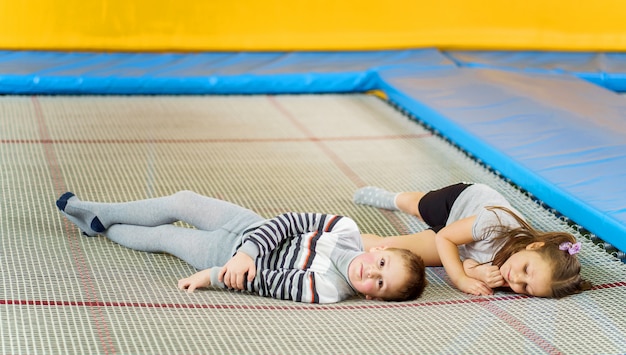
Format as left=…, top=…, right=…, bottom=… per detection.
left=1, top=94, right=625, bottom=354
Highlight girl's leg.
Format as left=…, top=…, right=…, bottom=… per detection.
left=353, top=186, right=426, bottom=218
left=356, top=184, right=472, bottom=267
left=354, top=184, right=472, bottom=224
left=57, top=190, right=263, bottom=236
left=104, top=224, right=236, bottom=270
left=353, top=186, right=401, bottom=211
left=395, top=192, right=426, bottom=218
left=362, top=231, right=441, bottom=266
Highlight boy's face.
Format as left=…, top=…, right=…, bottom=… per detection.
left=348, top=247, right=408, bottom=300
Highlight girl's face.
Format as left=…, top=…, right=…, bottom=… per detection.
left=499, top=245, right=553, bottom=297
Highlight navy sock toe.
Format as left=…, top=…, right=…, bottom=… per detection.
left=91, top=217, right=105, bottom=233
left=56, top=192, right=75, bottom=211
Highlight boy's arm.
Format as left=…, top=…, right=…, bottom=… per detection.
left=178, top=268, right=213, bottom=293
left=218, top=213, right=342, bottom=292
left=242, top=213, right=357, bottom=303
left=219, top=251, right=256, bottom=290
left=435, top=216, right=493, bottom=296
left=258, top=269, right=350, bottom=304
left=240, top=212, right=344, bottom=258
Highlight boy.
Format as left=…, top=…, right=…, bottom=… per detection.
left=57, top=190, right=426, bottom=303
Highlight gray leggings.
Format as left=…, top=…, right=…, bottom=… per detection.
left=93, top=191, right=264, bottom=269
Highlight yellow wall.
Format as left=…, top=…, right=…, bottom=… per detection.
left=2, top=0, right=626, bottom=51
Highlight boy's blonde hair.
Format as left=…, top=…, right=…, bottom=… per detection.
left=381, top=248, right=427, bottom=302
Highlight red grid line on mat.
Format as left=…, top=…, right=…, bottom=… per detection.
left=481, top=301, right=563, bottom=355
left=0, top=134, right=430, bottom=145
left=3, top=281, right=623, bottom=311
left=32, top=97, right=116, bottom=355
left=267, top=95, right=414, bottom=234
left=0, top=294, right=520, bottom=310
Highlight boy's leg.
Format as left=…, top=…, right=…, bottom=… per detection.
left=56, top=193, right=100, bottom=236
left=57, top=190, right=263, bottom=236
left=362, top=231, right=441, bottom=266
left=104, top=224, right=235, bottom=270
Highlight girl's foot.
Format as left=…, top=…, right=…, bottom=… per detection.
left=352, top=186, right=399, bottom=210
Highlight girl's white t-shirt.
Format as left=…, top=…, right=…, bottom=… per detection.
left=446, top=183, right=525, bottom=263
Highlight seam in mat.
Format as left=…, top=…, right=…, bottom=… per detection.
left=2, top=281, right=623, bottom=311
left=32, top=96, right=116, bottom=355
left=481, top=301, right=562, bottom=355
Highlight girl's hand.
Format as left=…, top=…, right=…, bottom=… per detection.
left=178, top=269, right=212, bottom=293
left=219, top=251, right=256, bottom=290
left=463, top=259, right=505, bottom=288
left=435, top=217, right=492, bottom=296
left=456, top=275, right=493, bottom=296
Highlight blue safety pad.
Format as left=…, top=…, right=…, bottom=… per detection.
left=445, top=51, right=626, bottom=92
left=378, top=65, right=626, bottom=252
left=0, top=49, right=454, bottom=95
left=0, top=49, right=625, bottom=253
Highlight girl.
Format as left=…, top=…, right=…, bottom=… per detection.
left=353, top=182, right=591, bottom=298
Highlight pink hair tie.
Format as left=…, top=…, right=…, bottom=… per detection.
left=559, top=242, right=582, bottom=255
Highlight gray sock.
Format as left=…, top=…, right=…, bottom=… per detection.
left=56, top=192, right=101, bottom=236
left=352, top=186, right=399, bottom=210
left=59, top=209, right=100, bottom=237
left=62, top=195, right=107, bottom=234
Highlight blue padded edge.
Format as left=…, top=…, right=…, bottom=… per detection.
left=0, top=50, right=454, bottom=94
left=377, top=66, right=626, bottom=253
left=445, top=51, right=626, bottom=92
left=1, top=49, right=625, bottom=253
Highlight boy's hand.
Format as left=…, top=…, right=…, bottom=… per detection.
left=178, top=269, right=212, bottom=293
left=463, top=259, right=504, bottom=288
left=219, top=251, right=256, bottom=290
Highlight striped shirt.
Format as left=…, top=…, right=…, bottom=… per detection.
left=211, top=212, right=363, bottom=303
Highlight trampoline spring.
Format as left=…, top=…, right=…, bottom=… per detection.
left=604, top=243, right=617, bottom=252
left=572, top=225, right=591, bottom=236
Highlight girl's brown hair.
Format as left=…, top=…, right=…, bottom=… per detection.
left=487, top=206, right=592, bottom=298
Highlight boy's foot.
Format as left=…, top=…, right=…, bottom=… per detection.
left=56, top=192, right=103, bottom=237
left=55, top=192, right=75, bottom=211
